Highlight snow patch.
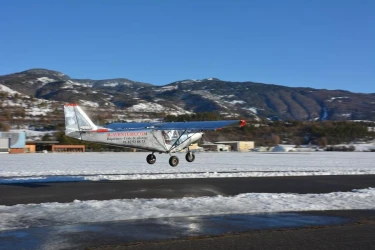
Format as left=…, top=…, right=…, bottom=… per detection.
left=1, top=100, right=27, bottom=107
left=37, top=77, right=55, bottom=84
left=0, top=84, right=23, bottom=96
left=177, top=80, right=202, bottom=84
left=102, top=82, right=119, bottom=87
left=271, top=145, right=297, bottom=152
left=62, top=80, right=86, bottom=89
left=155, top=85, right=178, bottom=93
left=327, top=96, right=349, bottom=102
left=243, top=107, right=258, bottom=114
left=128, top=102, right=166, bottom=112
left=25, top=107, right=52, bottom=116
left=80, top=100, right=99, bottom=107
left=0, top=188, right=374, bottom=231
left=227, top=100, right=246, bottom=105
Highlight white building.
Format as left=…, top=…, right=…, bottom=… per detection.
left=214, top=141, right=255, bottom=152
left=0, top=138, right=10, bottom=153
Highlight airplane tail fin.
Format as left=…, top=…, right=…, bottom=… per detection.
left=64, top=104, right=99, bottom=139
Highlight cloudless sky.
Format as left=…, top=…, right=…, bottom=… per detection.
left=1, top=0, right=374, bottom=93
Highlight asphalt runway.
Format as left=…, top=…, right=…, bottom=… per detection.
left=1, top=175, right=375, bottom=250
left=1, top=175, right=375, bottom=205
left=89, top=210, right=375, bottom=250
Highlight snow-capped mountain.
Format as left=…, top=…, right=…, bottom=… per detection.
left=1, top=69, right=375, bottom=124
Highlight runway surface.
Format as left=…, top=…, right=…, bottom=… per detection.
left=89, top=210, right=375, bottom=250
left=1, top=175, right=375, bottom=249
left=1, top=175, right=375, bottom=205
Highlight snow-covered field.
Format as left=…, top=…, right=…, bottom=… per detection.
left=1, top=152, right=375, bottom=232
left=0, top=152, right=375, bottom=183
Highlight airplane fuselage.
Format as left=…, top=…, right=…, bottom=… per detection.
left=71, top=129, right=202, bottom=153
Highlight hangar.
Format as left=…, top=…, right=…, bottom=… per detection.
left=214, top=141, right=254, bottom=152
left=202, top=142, right=231, bottom=152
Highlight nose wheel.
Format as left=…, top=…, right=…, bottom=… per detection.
left=185, top=152, right=195, bottom=162
left=146, top=154, right=156, bottom=164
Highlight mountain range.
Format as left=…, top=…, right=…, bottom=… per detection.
left=1, top=68, right=375, bottom=124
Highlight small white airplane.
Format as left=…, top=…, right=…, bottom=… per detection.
left=64, top=104, right=246, bottom=167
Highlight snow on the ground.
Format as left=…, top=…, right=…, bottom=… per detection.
left=227, top=100, right=246, bottom=105
left=36, top=77, right=56, bottom=85
left=0, top=84, right=24, bottom=96
left=25, top=107, right=52, bottom=116
left=328, top=96, right=349, bottom=102
left=243, top=107, right=258, bottom=114
left=271, top=145, right=296, bottom=152
left=80, top=100, right=99, bottom=107
left=1, top=99, right=28, bottom=107
left=155, top=85, right=178, bottom=93
left=61, top=80, right=86, bottom=88
left=1, top=152, right=375, bottom=183
left=0, top=188, right=374, bottom=231
left=351, top=143, right=375, bottom=152
left=101, top=82, right=119, bottom=87
left=128, top=102, right=166, bottom=112
left=1, top=152, right=375, bottom=232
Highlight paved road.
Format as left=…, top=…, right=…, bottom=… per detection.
left=1, top=175, right=375, bottom=205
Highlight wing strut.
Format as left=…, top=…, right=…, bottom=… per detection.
left=167, top=129, right=187, bottom=153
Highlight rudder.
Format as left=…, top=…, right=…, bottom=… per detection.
left=64, top=104, right=98, bottom=139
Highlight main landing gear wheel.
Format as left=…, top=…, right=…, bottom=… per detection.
left=146, top=154, right=156, bottom=164
left=169, top=156, right=179, bottom=167
left=185, top=152, right=195, bottom=162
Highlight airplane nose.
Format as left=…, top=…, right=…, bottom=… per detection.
left=189, top=132, right=203, bottom=143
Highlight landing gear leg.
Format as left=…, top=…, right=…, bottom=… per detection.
left=169, top=156, right=179, bottom=167
left=185, top=150, right=195, bottom=163
left=146, top=153, right=156, bottom=164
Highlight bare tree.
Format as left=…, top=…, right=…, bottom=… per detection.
left=0, top=122, right=10, bottom=131
left=272, top=134, right=280, bottom=146
left=318, top=137, right=328, bottom=148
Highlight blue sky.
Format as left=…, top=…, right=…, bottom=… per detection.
left=1, top=0, right=374, bottom=93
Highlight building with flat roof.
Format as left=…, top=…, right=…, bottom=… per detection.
left=202, top=143, right=230, bottom=152
left=214, top=141, right=254, bottom=152
left=26, top=141, right=86, bottom=153
left=0, top=132, right=26, bottom=153
left=52, top=145, right=85, bottom=152
left=26, top=141, right=59, bottom=153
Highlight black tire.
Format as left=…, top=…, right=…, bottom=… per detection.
left=185, top=152, right=195, bottom=162
left=169, top=156, right=179, bottom=167
left=146, top=154, right=156, bottom=164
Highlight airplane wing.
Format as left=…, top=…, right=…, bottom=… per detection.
left=155, top=120, right=246, bottom=130
left=105, top=120, right=246, bottom=131
left=105, top=122, right=162, bottom=130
